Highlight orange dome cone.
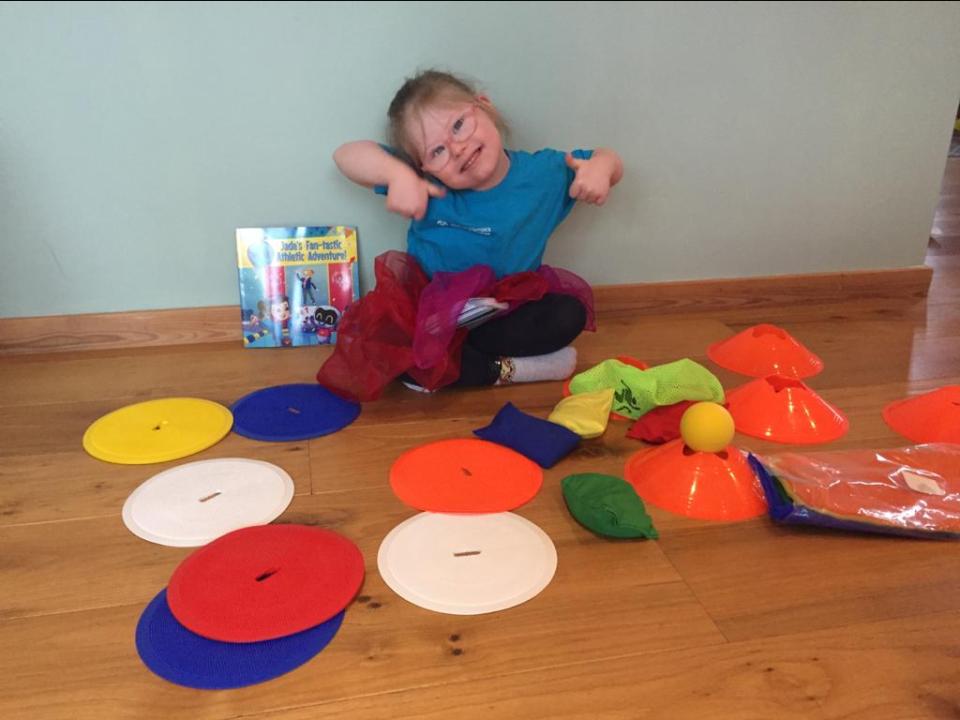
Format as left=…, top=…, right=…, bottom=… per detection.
left=726, top=375, right=848, bottom=444
left=882, top=386, right=960, bottom=444
left=707, top=324, right=823, bottom=378
left=624, top=439, right=767, bottom=521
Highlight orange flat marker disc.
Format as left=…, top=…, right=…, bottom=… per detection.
left=389, top=439, right=543, bottom=513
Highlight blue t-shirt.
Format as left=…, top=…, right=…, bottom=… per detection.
left=375, top=148, right=592, bottom=278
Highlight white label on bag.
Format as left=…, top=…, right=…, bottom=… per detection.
left=902, top=470, right=946, bottom=496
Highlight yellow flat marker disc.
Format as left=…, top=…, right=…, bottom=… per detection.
left=83, top=398, right=234, bottom=464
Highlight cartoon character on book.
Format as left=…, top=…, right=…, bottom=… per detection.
left=327, top=263, right=355, bottom=315
left=300, top=305, right=341, bottom=345
left=268, top=295, right=293, bottom=347
left=315, top=305, right=341, bottom=345
left=241, top=306, right=271, bottom=346
left=299, top=306, right=318, bottom=333
left=297, top=269, right=319, bottom=304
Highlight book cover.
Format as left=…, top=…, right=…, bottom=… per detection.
left=236, top=226, right=360, bottom=348
left=456, top=298, right=509, bottom=329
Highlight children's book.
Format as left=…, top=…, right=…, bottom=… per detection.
left=456, top=298, right=509, bottom=330
left=236, top=226, right=360, bottom=348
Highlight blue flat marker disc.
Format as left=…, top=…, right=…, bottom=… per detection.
left=230, top=384, right=360, bottom=441
left=135, top=589, right=344, bottom=690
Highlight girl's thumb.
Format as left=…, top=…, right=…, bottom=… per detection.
left=426, top=182, right=447, bottom=198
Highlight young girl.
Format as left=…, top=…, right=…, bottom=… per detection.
left=318, top=70, right=623, bottom=402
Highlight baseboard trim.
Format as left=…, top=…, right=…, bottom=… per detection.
left=592, top=265, right=932, bottom=314
left=0, top=306, right=240, bottom=356
left=0, top=266, right=932, bottom=356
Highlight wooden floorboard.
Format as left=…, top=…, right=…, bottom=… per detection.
left=1, top=159, right=958, bottom=719
left=242, top=610, right=960, bottom=720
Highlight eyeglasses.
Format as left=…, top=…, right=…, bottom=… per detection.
left=421, top=104, right=479, bottom=173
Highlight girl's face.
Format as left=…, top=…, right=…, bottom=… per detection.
left=405, top=96, right=509, bottom=191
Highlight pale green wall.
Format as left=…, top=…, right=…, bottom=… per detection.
left=1, top=1, right=958, bottom=318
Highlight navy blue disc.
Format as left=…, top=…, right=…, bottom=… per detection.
left=135, top=589, right=344, bottom=689
left=231, top=384, right=360, bottom=441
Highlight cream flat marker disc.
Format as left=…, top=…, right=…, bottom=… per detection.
left=122, top=458, right=294, bottom=546
left=377, top=512, right=557, bottom=615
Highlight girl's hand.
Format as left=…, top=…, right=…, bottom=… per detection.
left=385, top=170, right=446, bottom=220
left=566, top=153, right=617, bottom=206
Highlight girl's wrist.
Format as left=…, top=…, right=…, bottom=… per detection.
left=386, top=159, right=419, bottom=187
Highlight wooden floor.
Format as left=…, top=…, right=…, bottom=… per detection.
left=2, top=159, right=959, bottom=720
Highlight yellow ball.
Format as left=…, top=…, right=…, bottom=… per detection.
left=679, top=402, right=735, bottom=453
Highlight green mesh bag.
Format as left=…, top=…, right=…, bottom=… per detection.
left=568, top=358, right=724, bottom=419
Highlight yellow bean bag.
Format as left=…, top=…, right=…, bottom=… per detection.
left=548, top=388, right=614, bottom=439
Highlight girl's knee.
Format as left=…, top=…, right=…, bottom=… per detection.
left=547, top=294, right=587, bottom=338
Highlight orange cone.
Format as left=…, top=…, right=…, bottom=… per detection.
left=707, top=324, right=823, bottom=379
left=562, top=356, right=649, bottom=421
left=882, top=386, right=960, bottom=444
left=726, top=375, right=848, bottom=444
left=624, top=439, right=767, bottom=521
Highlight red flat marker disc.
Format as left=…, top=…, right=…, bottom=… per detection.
left=167, top=524, right=364, bottom=642
left=389, top=438, right=543, bottom=513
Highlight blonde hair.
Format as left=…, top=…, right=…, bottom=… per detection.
left=387, top=70, right=508, bottom=166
